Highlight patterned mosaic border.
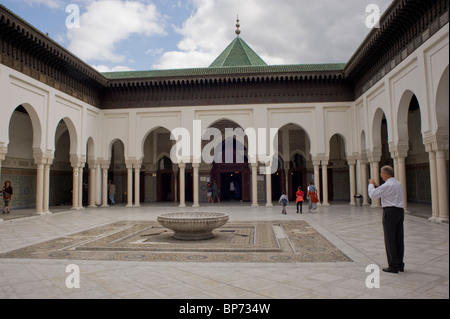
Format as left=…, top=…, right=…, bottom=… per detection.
left=0, top=221, right=352, bottom=263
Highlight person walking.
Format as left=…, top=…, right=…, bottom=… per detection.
left=207, top=182, right=213, bottom=203
left=212, top=181, right=220, bottom=203
left=229, top=180, right=235, bottom=201
left=1, top=181, right=13, bottom=214
left=296, top=186, right=304, bottom=214
left=307, top=181, right=319, bottom=213
left=368, top=165, right=405, bottom=274
left=279, top=192, right=289, bottom=215
left=108, top=180, right=116, bottom=205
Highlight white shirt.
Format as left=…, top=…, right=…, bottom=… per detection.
left=368, top=177, right=404, bottom=208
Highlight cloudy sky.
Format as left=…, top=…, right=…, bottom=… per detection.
left=2, top=0, right=393, bottom=72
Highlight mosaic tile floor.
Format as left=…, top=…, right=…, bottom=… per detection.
left=0, top=220, right=352, bottom=263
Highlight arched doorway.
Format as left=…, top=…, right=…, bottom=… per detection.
left=328, top=134, right=348, bottom=202
left=157, top=156, right=174, bottom=202
left=289, top=153, right=307, bottom=201
left=109, top=140, right=126, bottom=204
left=272, top=156, right=285, bottom=202
left=3, top=105, right=37, bottom=208
left=404, top=95, right=431, bottom=207
left=52, top=120, right=73, bottom=206
left=210, top=138, right=251, bottom=202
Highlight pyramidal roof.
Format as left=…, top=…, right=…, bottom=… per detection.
left=209, top=17, right=267, bottom=68
left=209, top=37, right=267, bottom=68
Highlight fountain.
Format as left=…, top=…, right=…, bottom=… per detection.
left=157, top=212, right=229, bottom=241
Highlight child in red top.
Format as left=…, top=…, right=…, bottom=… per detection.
left=296, top=186, right=304, bottom=214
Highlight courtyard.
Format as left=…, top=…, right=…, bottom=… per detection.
left=0, top=202, right=448, bottom=299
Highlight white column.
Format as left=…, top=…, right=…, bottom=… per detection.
left=251, top=163, right=258, bottom=207
left=173, top=165, right=178, bottom=203
left=36, top=162, right=45, bottom=214
left=321, top=160, right=330, bottom=206
left=425, top=145, right=439, bottom=220
left=360, top=160, right=369, bottom=206
left=393, top=157, right=399, bottom=180
left=88, top=162, right=97, bottom=208
left=43, top=160, right=52, bottom=214
left=397, top=155, right=408, bottom=212
left=313, top=159, right=321, bottom=205
left=368, top=152, right=381, bottom=208
left=78, top=164, right=84, bottom=209
left=101, top=164, right=109, bottom=208
left=348, top=158, right=356, bottom=205
left=436, top=150, right=449, bottom=221
left=192, top=163, right=199, bottom=208
left=71, top=165, right=79, bottom=210
left=0, top=146, right=6, bottom=186
left=126, top=162, right=133, bottom=208
left=179, top=162, right=186, bottom=208
left=265, top=162, right=273, bottom=207
left=134, top=162, right=141, bottom=208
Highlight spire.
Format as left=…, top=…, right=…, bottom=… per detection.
left=235, top=15, right=241, bottom=37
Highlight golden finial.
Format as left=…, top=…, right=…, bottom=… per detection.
left=235, top=15, right=241, bottom=37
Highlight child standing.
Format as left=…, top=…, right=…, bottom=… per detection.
left=296, top=186, right=304, bottom=214
left=279, top=192, right=289, bottom=215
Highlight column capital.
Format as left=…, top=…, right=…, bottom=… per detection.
left=367, top=149, right=382, bottom=163
left=389, top=143, right=409, bottom=158
left=192, top=162, right=200, bottom=169
left=33, top=149, right=48, bottom=165
left=423, top=134, right=449, bottom=152
left=126, top=158, right=143, bottom=169
left=70, top=154, right=85, bottom=168
left=99, top=159, right=111, bottom=169
left=0, top=145, right=7, bottom=161
left=311, top=156, right=322, bottom=166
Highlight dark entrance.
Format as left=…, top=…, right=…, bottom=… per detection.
left=220, top=172, right=242, bottom=201
left=157, top=157, right=174, bottom=202
left=210, top=139, right=250, bottom=202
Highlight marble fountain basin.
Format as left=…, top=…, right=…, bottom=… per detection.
left=157, top=212, right=229, bottom=241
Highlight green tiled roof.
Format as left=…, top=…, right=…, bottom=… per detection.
left=102, top=63, right=346, bottom=80
left=209, top=37, right=267, bottom=67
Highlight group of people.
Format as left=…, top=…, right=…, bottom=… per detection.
left=278, top=165, right=405, bottom=274
left=278, top=181, right=319, bottom=215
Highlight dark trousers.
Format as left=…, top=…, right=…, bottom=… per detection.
left=382, top=207, right=405, bottom=270
left=297, top=201, right=303, bottom=213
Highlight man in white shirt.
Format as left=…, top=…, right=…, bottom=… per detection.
left=368, top=165, right=405, bottom=274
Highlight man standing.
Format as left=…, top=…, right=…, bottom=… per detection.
left=368, top=166, right=405, bottom=274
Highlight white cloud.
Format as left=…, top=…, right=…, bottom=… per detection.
left=93, top=64, right=133, bottom=72
left=153, top=0, right=393, bottom=69
left=67, top=0, right=167, bottom=63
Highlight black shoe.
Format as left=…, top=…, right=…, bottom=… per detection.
left=382, top=267, right=399, bottom=274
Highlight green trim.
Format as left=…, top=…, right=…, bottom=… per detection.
left=103, top=63, right=346, bottom=80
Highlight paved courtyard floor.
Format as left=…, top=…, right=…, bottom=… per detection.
left=0, top=202, right=448, bottom=300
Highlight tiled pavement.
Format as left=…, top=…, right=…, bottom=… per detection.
left=0, top=202, right=448, bottom=299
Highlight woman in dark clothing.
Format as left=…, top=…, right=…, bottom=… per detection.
left=1, top=180, right=13, bottom=214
